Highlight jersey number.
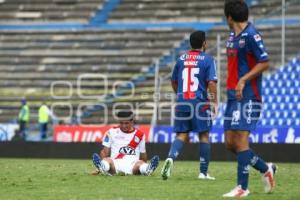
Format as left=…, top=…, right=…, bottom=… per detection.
left=182, top=68, right=199, bottom=92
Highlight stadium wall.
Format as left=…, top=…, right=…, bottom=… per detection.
left=0, top=142, right=299, bottom=163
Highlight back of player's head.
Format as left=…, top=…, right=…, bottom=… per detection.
left=190, top=30, right=205, bottom=49
left=224, top=0, right=249, bottom=22
left=116, top=110, right=134, bottom=121
left=21, top=98, right=26, bottom=105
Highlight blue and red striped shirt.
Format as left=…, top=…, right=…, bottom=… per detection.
left=226, top=22, right=269, bottom=101
left=171, top=50, right=217, bottom=111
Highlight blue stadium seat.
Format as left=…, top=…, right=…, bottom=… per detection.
left=292, top=96, right=299, bottom=103
left=268, top=80, right=275, bottom=88
left=259, top=57, right=300, bottom=127
left=264, top=87, right=270, bottom=95
left=260, top=119, right=267, bottom=126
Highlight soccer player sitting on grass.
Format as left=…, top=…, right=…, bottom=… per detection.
left=92, top=110, right=159, bottom=176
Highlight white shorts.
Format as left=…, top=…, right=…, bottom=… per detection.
left=112, top=159, right=138, bottom=175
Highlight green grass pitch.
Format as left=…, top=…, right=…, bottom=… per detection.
left=0, top=159, right=299, bottom=200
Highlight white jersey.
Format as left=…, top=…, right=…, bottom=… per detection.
left=102, top=127, right=146, bottom=163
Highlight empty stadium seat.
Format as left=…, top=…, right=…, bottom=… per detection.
left=0, top=0, right=105, bottom=24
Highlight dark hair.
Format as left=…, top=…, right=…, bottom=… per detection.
left=224, top=0, right=249, bottom=22
left=116, top=110, right=134, bottom=121
left=190, top=31, right=205, bottom=49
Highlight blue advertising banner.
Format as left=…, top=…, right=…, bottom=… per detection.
left=0, top=124, right=18, bottom=141
left=151, top=126, right=300, bottom=144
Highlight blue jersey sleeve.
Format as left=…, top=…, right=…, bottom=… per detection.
left=206, top=57, right=218, bottom=82
left=248, top=33, right=269, bottom=62
left=171, top=61, right=179, bottom=82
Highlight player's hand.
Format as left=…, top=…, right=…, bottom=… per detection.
left=90, top=169, right=100, bottom=176
left=235, top=78, right=246, bottom=100
left=211, top=103, right=219, bottom=120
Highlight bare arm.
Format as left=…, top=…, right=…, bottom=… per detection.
left=236, top=61, right=269, bottom=100
left=241, top=61, right=269, bottom=82
left=139, top=152, right=147, bottom=162
left=171, top=81, right=178, bottom=93
left=207, top=81, right=218, bottom=119
left=100, top=146, right=110, bottom=158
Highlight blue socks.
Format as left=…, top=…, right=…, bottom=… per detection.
left=248, top=149, right=268, bottom=174
left=168, top=139, right=184, bottom=160
left=199, top=142, right=210, bottom=175
left=237, top=150, right=251, bottom=190
left=168, top=140, right=212, bottom=176
left=168, top=140, right=212, bottom=175
left=237, top=149, right=269, bottom=190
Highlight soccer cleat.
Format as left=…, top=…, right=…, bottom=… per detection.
left=262, top=163, right=277, bottom=193
left=145, top=155, right=160, bottom=176
left=92, top=153, right=111, bottom=176
left=161, top=158, right=173, bottom=180
left=198, top=173, right=216, bottom=180
left=222, top=185, right=250, bottom=198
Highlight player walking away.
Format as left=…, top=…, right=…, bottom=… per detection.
left=222, top=1, right=277, bottom=198
left=92, top=110, right=159, bottom=176
left=161, top=31, right=218, bottom=180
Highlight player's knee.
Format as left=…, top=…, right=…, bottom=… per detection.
left=134, top=160, right=144, bottom=167
left=176, top=133, right=188, bottom=142
left=199, top=132, right=209, bottom=143
left=103, top=158, right=113, bottom=165
left=132, top=160, right=145, bottom=175
left=225, top=141, right=236, bottom=152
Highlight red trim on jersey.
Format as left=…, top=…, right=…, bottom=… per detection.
left=247, top=53, right=261, bottom=100
left=227, top=49, right=239, bottom=90
left=114, top=129, right=144, bottom=159
left=183, top=50, right=200, bottom=100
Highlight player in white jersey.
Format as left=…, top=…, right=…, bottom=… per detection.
left=92, top=111, right=159, bottom=176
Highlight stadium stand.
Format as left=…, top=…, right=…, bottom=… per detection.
left=0, top=28, right=191, bottom=125
left=212, top=56, right=300, bottom=127
left=250, top=0, right=300, bottom=19
left=261, top=57, right=300, bottom=126
left=0, top=0, right=299, bottom=136
left=108, top=0, right=225, bottom=23
left=107, top=0, right=300, bottom=24
left=0, top=0, right=105, bottom=24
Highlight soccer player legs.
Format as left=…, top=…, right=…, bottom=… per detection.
left=198, top=131, right=214, bottom=180
left=161, top=131, right=214, bottom=180
left=223, top=1, right=277, bottom=197
left=93, top=153, right=159, bottom=176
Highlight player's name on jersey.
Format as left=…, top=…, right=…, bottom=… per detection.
left=184, top=61, right=198, bottom=66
